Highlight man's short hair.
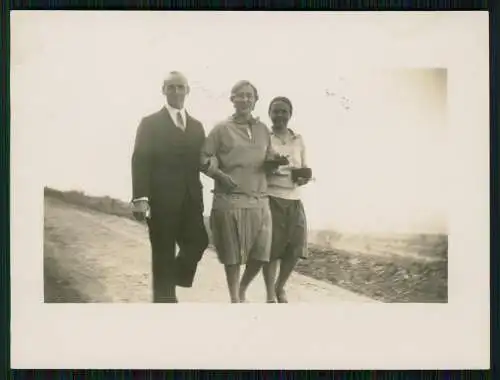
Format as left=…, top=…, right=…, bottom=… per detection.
left=163, top=71, right=189, bottom=86
left=162, top=71, right=189, bottom=93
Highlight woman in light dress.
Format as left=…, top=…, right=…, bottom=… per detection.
left=201, top=81, right=282, bottom=303
left=263, top=96, right=311, bottom=303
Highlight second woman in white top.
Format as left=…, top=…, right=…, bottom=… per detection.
left=263, top=96, right=311, bottom=303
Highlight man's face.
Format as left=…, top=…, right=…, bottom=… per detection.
left=269, top=100, right=291, bottom=128
left=163, top=74, right=190, bottom=109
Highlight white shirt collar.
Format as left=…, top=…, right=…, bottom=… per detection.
left=164, top=102, right=187, bottom=128
left=271, top=127, right=300, bottom=141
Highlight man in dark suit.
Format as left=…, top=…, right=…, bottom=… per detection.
left=131, top=71, right=209, bottom=303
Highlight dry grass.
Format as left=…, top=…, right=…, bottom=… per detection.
left=43, top=187, right=213, bottom=241
left=295, top=244, right=447, bottom=302
left=44, top=187, right=138, bottom=221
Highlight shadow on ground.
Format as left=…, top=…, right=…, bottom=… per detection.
left=44, top=255, right=90, bottom=303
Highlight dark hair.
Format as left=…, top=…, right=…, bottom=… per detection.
left=230, top=80, right=259, bottom=101
left=268, top=96, right=293, bottom=116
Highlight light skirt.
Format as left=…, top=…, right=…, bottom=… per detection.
left=210, top=202, right=272, bottom=265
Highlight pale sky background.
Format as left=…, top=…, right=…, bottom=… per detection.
left=11, top=11, right=447, bottom=234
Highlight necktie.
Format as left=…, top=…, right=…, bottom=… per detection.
left=176, top=111, right=185, bottom=131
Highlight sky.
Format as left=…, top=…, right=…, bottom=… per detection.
left=11, top=11, right=447, bottom=233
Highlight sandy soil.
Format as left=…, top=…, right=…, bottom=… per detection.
left=44, top=196, right=376, bottom=303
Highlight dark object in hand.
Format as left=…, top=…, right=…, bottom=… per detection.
left=265, top=155, right=289, bottom=167
left=264, top=155, right=289, bottom=172
left=291, top=167, right=312, bottom=183
left=274, top=155, right=289, bottom=165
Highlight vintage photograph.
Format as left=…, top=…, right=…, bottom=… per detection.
left=11, top=10, right=490, bottom=370
left=22, top=13, right=449, bottom=304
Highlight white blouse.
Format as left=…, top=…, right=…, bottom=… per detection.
left=266, top=128, right=307, bottom=200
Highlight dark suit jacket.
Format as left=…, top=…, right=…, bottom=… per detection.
left=131, top=107, right=206, bottom=214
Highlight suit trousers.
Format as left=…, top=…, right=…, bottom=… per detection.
left=146, top=193, right=209, bottom=303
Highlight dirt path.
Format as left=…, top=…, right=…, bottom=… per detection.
left=44, top=196, right=376, bottom=303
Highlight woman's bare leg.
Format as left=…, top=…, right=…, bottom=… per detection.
left=239, top=259, right=264, bottom=302
left=224, top=264, right=241, bottom=303
left=275, top=255, right=300, bottom=303
left=262, top=260, right=279, bottom=302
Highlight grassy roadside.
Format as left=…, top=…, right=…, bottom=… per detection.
left=44, top=187, right=138, bottom=221
left=43, top=187, right=214, bottom=241
left=295, top=244, right=447, bottom=302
